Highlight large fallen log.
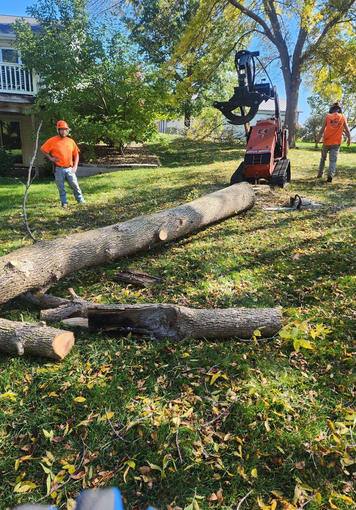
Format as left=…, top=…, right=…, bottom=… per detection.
left=88, top=304, right=283, bottom=341
left=0, top=318, right=75, bottom=359
left=0, top=182, right=255, bottom=305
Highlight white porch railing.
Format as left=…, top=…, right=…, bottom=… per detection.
left=0, top=63, right=36, bottom=94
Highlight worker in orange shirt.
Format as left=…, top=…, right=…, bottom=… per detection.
left=40, top=121, right=85, bottom=208
left=314, top=102, right=351, bottom=183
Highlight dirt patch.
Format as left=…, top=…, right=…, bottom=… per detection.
left=81, top=143, right=161, bottom=166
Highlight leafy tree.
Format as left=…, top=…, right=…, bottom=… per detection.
left=298, top=114, right=324, bottom=142
left=13, top=0, right=167, bottom=153
left=305, top=92, right=356, bottom=140
left=175, top=0, right=356, bottom=147
left=118, top=0, right=245, bottom=128
left=304, top=37, right=356, bottom=134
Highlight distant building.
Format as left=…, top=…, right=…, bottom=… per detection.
left=158, top=98, right=302, bottom=137
left=0, top=15, right=43, bottom=167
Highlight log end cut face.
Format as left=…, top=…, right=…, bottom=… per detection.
left=53, top=331, right=75, bottom=359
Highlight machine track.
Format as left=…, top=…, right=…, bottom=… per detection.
left=269, top=158, right=291, bottom=188
left=230, top=162, right=244, bottom=185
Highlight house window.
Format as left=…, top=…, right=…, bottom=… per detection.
left=0, top=120, right=23, bottom=163
left=1, top=49, right=20, bottom=64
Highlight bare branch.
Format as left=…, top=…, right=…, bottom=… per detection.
left=236, top=490, right=253, bottom=510
left=23, top=120, right=42, bottom=242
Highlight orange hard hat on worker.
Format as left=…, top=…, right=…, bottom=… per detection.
left=56, top=120, right=69, bottom=129
left=329, top=102, right=342, bottom=113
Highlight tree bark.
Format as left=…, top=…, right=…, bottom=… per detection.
left=0, top=318, right=75, bottom=360
left=21, top=289, right=96, bottom=322
left=87, top=304, right=283, bottom=341
left=0, top=182, right=255, bottom=305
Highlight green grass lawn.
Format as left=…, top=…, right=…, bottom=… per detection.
left=0, top=137, right=355, bottom=510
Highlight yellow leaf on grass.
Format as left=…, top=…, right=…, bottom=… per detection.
left=14, top=482, right=36, bottom=493
left=123, top=465, right=130, bottom=483
left=328, top=498, right=338, bottom=509
left=210, top=373, right=221, bottom=385
left=251, top=468, right=258, bottom=478
left=340, top=495, right=356, bottom=505
left=67, top=498, right=76, bottom=510
left=280, top=501, right=296, bottom=510
left=74, top=397, right=86, bottom=402
left=293, top=339, right=314, bottom=353
left=0, top=391, right=17, bottom=401
left=63, top=464, right=76, bottom=474
left=342, top=455, right=355, bottom=466
left=100, top=411, right=114, bottom=421
left=257, top=497, right=272, bottom=509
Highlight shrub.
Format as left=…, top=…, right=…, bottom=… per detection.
left=0, top=147, right=15, bottom=177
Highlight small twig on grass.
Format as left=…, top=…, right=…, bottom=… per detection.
left=176, top=428, right=183, bottom=464
left=23, top=120, right=43, bottom=242
left=101, top=410, right=152, bottom=449
left=236, top=489, right=253, bottom=510
left=235, top=334, right=279, bottom=343
left=167, top=364, right=187, bottom=374
left=200, top=397, right=238, bottom=428
left=104, top=408, right=134, bottom=444
left=298, top=497, right=312, bottom=509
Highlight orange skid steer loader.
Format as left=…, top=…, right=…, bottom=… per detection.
left=214, top=50, right=290, bottom=188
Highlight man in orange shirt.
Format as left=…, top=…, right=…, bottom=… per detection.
left=41, top=121, right=85, bottom=208
left=314, top=102, right=351, bottom=182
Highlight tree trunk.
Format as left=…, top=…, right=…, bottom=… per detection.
left=88, top=304, right=283, bottom=342
left=0, top=182, right=255, bottom=305
left=0, top=318, right=75, bottom=360
left=284, top=77, right=301, bottom=148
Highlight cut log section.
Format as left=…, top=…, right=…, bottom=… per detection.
left=88, top=304, right=283, bottom=341
left=0, top=182, right=255, bottom=304
left=112, top=268, right=163, bottom=288
left=0, top=318, right=75, bottom=360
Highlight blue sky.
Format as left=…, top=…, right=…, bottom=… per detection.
left=0, top=0, right=34, bottom=17
left=2, top=1, right=311, bottom=123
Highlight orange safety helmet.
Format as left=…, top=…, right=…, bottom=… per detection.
left=56, top=120, right=69, bottom=129
left=329, top=102, right=342, bottom=113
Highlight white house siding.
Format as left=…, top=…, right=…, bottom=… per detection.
left=0, top=15, right=44, bottom=166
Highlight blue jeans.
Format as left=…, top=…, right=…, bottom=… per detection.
left=54, top=165, right=85, bottom=205
left=317, top=145, right=340, bottom=178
